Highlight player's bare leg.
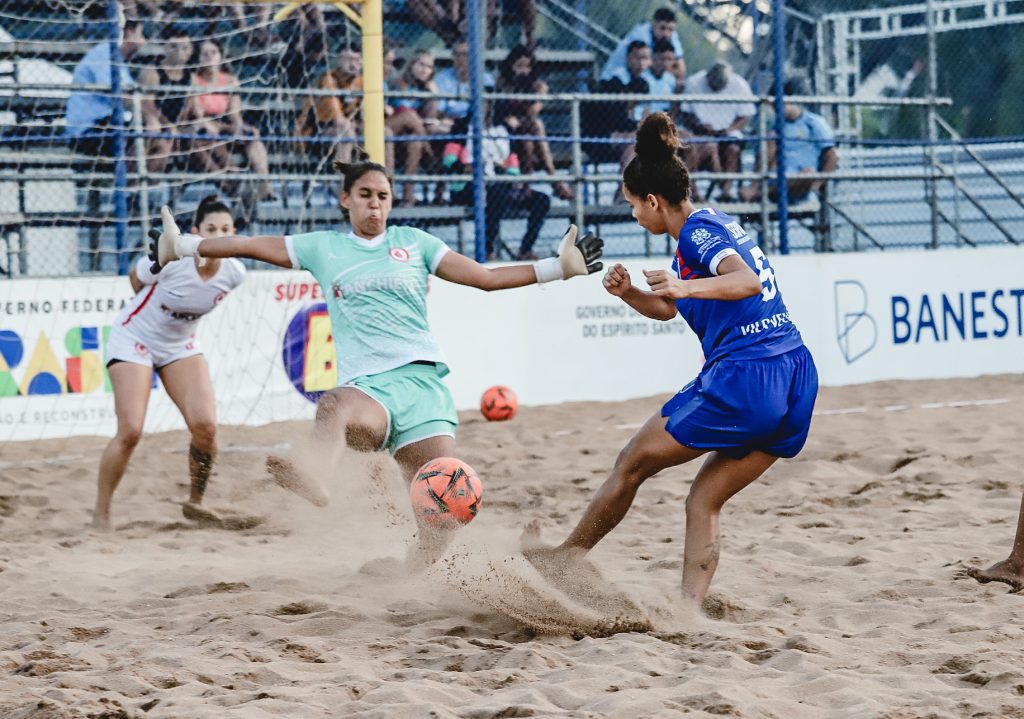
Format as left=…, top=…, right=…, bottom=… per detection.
left=268, top=387, right=388, bottom=507
left=395, top=433, right=457, bottom=568
left=525, top=413, right=703, bottom=576
left=160, top=356, right=223, bottom=525
left=680, top=450, right=776, bottom=605
left=967, top=493, right=1024, bottom=590
left=181, top=444, right=220, bottom=525
left=93, top=362, right=154, bottom=531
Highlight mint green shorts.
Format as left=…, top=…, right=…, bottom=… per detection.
left=345, top=362, right=458, bottom=453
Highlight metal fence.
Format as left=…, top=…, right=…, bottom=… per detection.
left=1, top=0, right=1021, bottom=277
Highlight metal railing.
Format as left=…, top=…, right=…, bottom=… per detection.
left=11, top=79, right=1024, bottom=276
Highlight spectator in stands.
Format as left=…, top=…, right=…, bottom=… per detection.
left=449, top=103, right=551, bottom=261
left=387, top=49, right=450, bottom=206
left=65, top=20, right=146, bottom=164
left=680, top=62, right=756, bottom=201
left=296, top=42, right=362, bottom=169
left=641, top=38, right=684, bottom=119
left=185, top=39, right=275, bottom=201
left=495, top=44, right=573, bottom=201
left=583, top=40, right=650, bottom=172
left=65, top=19, right=147, bottom=272
left=435, top=39, right=495, bottom=133
left=741, top=78, right=838, bottom=203
left=600, top=7, right=685, bottom=83
left=138, top=27, right=193, bottom=174
left=433, top=40, right=493, bottom=205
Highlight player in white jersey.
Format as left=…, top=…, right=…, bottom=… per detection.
left=148, top=159, right=604, bottom=558
left=92, top=196, right=246, bottom=531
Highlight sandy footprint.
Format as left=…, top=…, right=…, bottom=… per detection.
left=181, top=502, right=266, bottom=531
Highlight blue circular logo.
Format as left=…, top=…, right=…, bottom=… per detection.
left=281, top=303, right=337, bottom=403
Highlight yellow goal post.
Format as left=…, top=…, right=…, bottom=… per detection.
left=226, top=0, right=385, bottom=165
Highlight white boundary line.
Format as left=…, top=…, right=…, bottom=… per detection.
left=610, top=397, right=1011, bottom=430
left=817, top=398, right=1009, bottom=416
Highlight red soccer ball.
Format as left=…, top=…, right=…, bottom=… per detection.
left=480, top=385, right=518, bottom=421
left=409, top=457, right=483, bottom=529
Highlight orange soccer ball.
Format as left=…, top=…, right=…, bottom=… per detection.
left=409, top=457, right=483, bottom=529
left=480, top=385, right=517, bottom=421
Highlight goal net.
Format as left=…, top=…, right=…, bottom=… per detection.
left=0, top=0, right=605, bottom=444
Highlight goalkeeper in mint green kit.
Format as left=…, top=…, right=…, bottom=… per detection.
left=148, top=159, right=604, bottom=551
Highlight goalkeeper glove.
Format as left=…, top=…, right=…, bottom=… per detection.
left=147, top=205, right=205, bottom=274
left=532, top=224, right=604, bottom=284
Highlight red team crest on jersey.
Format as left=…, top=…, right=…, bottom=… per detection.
left=134, top=342, right=148, bottom=356
left=389, top=247, right=411, bottom=263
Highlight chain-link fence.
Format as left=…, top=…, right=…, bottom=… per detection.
left=1, top=0, right=1022, bottom=276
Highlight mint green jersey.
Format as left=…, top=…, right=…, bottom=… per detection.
left=286, top=226, right=451, bottom=384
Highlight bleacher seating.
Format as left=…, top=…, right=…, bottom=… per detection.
left=8, top=2, right=1020, bottom=275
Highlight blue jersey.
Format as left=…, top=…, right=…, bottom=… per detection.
left=671, top=208, right=804, bottom=364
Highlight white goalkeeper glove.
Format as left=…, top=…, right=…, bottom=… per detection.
left=147, top=205, right=205, bottom=273
left=532, top=224, right=604, bottom=285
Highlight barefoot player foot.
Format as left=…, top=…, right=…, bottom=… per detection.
left=90, top=511, right=113, bottom=532
left=266, top=455, right=329, bottom=507
left=182, top=501, right=224, bottom=526
left=966, top=559, right=1024, bottom=591
left=520, top=519, right=585, bottom=571
left=522, top=543, right=586, bottom=583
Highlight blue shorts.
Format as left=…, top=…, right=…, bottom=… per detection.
left=661, top=345, right=818, bottom=459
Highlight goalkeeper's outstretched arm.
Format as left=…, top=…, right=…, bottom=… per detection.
left=148, top=206, right=291, bottom=270
left=195, top=234, right=292, bottom=268
left=435, top=224, right=605, bottom=291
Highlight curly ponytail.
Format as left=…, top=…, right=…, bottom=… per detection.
left=623, top=112, right=691, bottom=206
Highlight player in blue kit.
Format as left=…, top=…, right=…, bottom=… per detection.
left=527, top=113, right=818, bottom=607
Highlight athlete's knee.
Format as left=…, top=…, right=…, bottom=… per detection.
left=685, top=486, right=723, bottom=518
left=189, top=420, right=217, bottom=452
left=117, top=424, right=144, bottom=450
left=612, top=443, right=655, bottom=490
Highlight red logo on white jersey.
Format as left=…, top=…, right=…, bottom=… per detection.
left=185, top=339, right=196, bottom=351
left=214, top=291, right=227, bottom=305
left=134, top=342, right=148, bottom=356
left=389, top=247, right=411, bottom=263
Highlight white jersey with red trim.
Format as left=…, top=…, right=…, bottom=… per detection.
left=113, top=255, right=246, bottom=348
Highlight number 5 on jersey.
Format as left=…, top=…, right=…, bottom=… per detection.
left=749, top=246, right=778, bottom=302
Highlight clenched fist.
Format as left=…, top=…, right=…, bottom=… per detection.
left=602, top=263, right=632, bottom=297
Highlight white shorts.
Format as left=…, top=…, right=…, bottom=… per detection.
left=104, top=325, right=202, bottom=369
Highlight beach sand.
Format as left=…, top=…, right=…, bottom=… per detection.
left=1, top=374, right=1023, bottom=718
